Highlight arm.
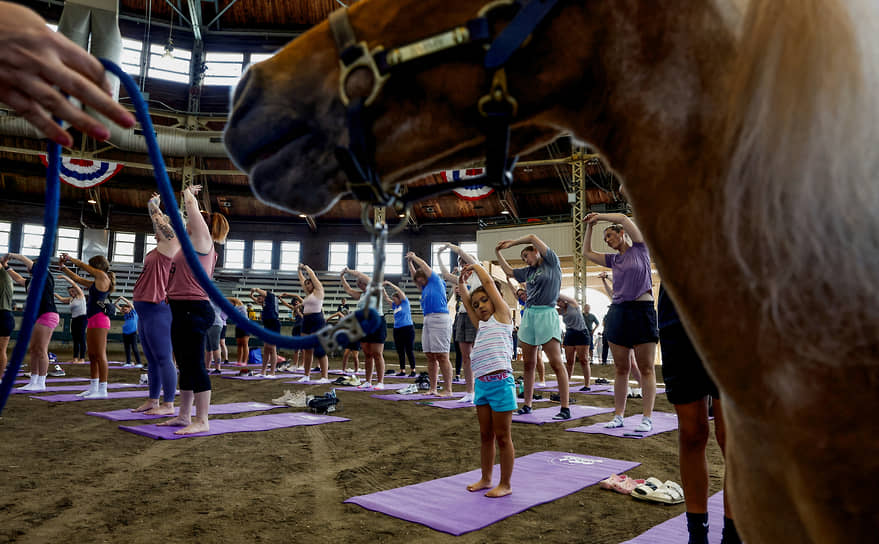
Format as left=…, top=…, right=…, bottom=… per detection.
left=406, top=251, right=432, bottom=277
left=54, top=293, right=72, bottom=304
left=383, top=280, right=407, bottom=301
left=301, top=264, right=323, bottom=297
left=147, top=193, right=181, bottom=257
left=112, top=295, right=131, bottom=311
left=557, top=293, right=580, bottom=310
left=0, top=2, right=136, bottom=147
left=6, top=253, right=34, bottom=271
left=457, top=268, right=480, bottom=328
left=56, top=272, right=85, bottom=294
left=581, top=219, right=608, bottom=266
left=586, top=212, right=645, bottom=243
left=280, top=292, right=303, bottom=304
left=468, top=263, right=511, bottom=324
left=58, top=257, right=93, bottom=288
left=182, top=185, right=213, bottom=253
left=278, top=298, right=297, bottom=311
left=493, top=243, right=515, bottom=277
left=339, top=268, right=362, bottom=300
left=443, top=242, right=478, bottom=265
left=497, top=234, right=549, bottom=257
left=436, top=250, right=458, bottom=284
left=598, top=271, right=613, bottom=298
left=248, top=287, right=266, bottom=303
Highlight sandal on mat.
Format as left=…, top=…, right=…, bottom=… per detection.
left=633, top=479, right=685, bottom=504
left=631, top=477, right=663, bottom=500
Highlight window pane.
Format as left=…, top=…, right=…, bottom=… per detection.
left=328, top=242, right=348, bottom=272
left=384, top=243, right=404, bottom=275
left=225, top=239, right=245, bottom=269
left=205, top=52, right=244, bottom=63
left=120, top=38, right=142, bottom=75
left=431, top=242, right=449, bottom=274
left=459, top=242, right=478, bottom=261
left=249, top=52, right=276, bottom=65
left=114, top=232, right=136, bottom=263
left=0, top=221, right=11, bottom=255
left=21, top=224, right=45, bottom=256
left=279, top=241, right=300, bottom=272
left=144, top=236, right=157, bottom=256
left=148, top=45, right=191, bottom=83
left=252, top=240, right=273, bottom=271
left=56, top=227, right=80, bottom=258
left=355, top=242, right=374, bottom=271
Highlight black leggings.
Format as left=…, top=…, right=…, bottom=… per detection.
left=601, top=334, right=610, bottom=364
left=71, top=315, right=87, bottom=359
left=169, top=299, right=214, bottom=393
left=123, top=332, right=142, bottom=365
left=393, top=325, right=416, bottom=371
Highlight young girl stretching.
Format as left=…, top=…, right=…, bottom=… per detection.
left=458, top=263, right=515, bottom=498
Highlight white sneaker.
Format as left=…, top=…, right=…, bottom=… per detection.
left=48, top=365, right=66, bottom=377
left=139, top=374, right=149, bottom=385
left=536, top=382, right=547, bottom=388
left=76, top=389, right=95, bottom=397
left=356, top=382, right=373, bottom=390
left=634, top=416, right=653, bottom=432
left=297, top=376, right=310, bottom=383
left=83, top=390, right=108, bottom=399
left=272, top=390, right=296, bottom=405
left=604, top=415, right=625, bottom=428
left=373, top=382, right=385, bottom=390
left=284, top=391, right=308, bottom=408
left=264, top=374, right=277, bottom=379
left=315, top=378, right=331, bottom=384
left=458, top=393, right=474, bottom=403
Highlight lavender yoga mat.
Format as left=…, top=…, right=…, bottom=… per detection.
left=86, top=402, right=287, bottom=421
left=31, top=390, right=149, bottom=402
left=345, top=451, right=640, bottom=536
left=512, top=404, right=615, bottom=425
left=222, top=374, right=290, bottom=381
left=371, top=391, right=466, bottom=401
left=623, top=492, right=725, bottom=544
left=423, top=398, right=551, bottom=409
left=565, top=411, right=679, bottom=438
left=334, top=382, right=408, bottom=392
left=14, top=377, right=90, bottom=384
left=119, top=412, right=349, bottom=440
left=12, top=383, right=145, bottom=394
left=282, top=379, right=337, bottom=385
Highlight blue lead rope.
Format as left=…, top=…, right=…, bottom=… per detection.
left=0, top=60, right=380, bottom=416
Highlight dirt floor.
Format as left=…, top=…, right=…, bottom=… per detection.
left=0, top=348, right=726, bottom=544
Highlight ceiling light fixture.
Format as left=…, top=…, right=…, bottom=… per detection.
left=87, top=198, right=97, bottom=204
left=298, top=213, right=307, bottom=218
left=500, top=209, right=510, bottom=215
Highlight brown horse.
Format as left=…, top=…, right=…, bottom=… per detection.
left=224, top=1, right=879, bottom=541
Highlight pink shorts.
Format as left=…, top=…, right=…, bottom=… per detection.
left=87, top=313, right=111, bottom=330
left=35, top=312, right=60, bottom=330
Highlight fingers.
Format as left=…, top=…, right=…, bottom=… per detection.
left=0, top=85, right=72, bottom=146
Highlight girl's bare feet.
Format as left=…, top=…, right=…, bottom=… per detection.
left=174, top=419, right=209, bottom=435
left=144, top=403, right=175, bottom=416
left=132, top=400, right=158, bottom=412
left=157, top=416, right=190, bottom=427
left=467, top=479, right=492, bottom=492
left=485, top=485, right=512, bottom=498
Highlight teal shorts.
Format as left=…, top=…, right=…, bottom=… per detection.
left=474, top=374, right=517, bottom=412
left=518, top=305, right=562, bottom=346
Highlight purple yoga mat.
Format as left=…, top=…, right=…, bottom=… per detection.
left=565, top=411, right=679, bottom=438
left=623, top=492, right=724, bottom=543
left=345, top=451, right=640, bottom=536
left=371, top=391, right=466, bottom=401
left=12, top=383, right=145, bottom=394
left=512, top=404, right=615, bottom=425
left=281, top=379, right=337, bottom=385
left=14, top=377, right=90, bottom=384
left=328, top=369, right=365, bottom=375
left=333, top=382, right=408, bottom=392
left=119, top=412, right=349, bottom=439
left=31, top=390, right=149, bottom=402
left=221, top=374, right=291, bottom=381
left=86, top=402, right=287, bottom=421
left=534, top=381, right=583, bottom=389
left=422, top=398, right=551, bottom=409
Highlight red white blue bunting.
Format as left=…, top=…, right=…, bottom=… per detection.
left=439, top=168, right=494, bottom=200
left=39, top=155, right=123, bottom=188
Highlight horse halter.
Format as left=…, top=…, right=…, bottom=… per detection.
left=328, top=0, right=562, bottom=229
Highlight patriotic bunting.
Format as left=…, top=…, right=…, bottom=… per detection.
left=439, top=168, right=494, bottom=200
left=39, top=155, right=123, bottom=188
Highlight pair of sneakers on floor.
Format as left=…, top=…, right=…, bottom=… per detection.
left=604, top=414, right=653, bottom=432
left=516, top=405, right=571, bottom=420
left=356, top=381, right=385, bottom=390
left=297, top=375, right=332, bottom=384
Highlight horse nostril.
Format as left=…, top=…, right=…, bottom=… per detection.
left=231, top=66, right=257, bottom=112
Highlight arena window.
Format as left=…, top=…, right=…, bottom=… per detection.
left=252, top=240, right=273, bottom=271
left=0, top=221, right=10, bottom=255
left=328, top=242, right=348, bottom=272
left=55, top=227, right=81, bottom=259
left=21, top=224, right=44, bottom=257
left=430, top=242, right=448, bottom=274
left=384, top=243, right=404, bottom=275
left=147, top=44, right=192, bottom=84
left=204, top=51, right=243, bottom=86
left=113, top=232, right=136, bottom=263
left=355, top=242, right=374, bottom=271
left=459, top=241, right=478, bottom=261
left=144, top=236, right=157, bottom=256
left=120, top=38, right=144, bottom=77
left=279, top=241, right=301, bottom=272
left=224, top=239, right=245, bottom=269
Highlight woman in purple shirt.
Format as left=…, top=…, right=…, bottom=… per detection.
left=583, top=213, right=658, bottom=432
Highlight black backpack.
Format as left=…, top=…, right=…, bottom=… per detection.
left=308, top=391, right=340, bottom=414
left=414, top=372, right=430, bottom=391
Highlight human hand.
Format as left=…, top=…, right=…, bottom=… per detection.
left=496, top=240, right=514, bottom=251
left=59, top=253, right=70, bottom=264
left=598, top=271, right=609, bottom=280
left=186, top=184, right=203, bottom=196
left=405, top=251, right=415, bottom=259
left=583, top=213, right=601, bottom=224
left=0, top=2, right=135, bottom=147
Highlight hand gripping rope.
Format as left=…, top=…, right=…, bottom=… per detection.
left=0, top=60, right=384, bottom=415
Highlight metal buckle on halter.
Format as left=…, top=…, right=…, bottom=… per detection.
left=338, top=43, right=389, bottom=107
left=478, top=68, right=518, bottom=118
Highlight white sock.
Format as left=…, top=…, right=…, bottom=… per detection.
left=98, top=382, right=108, bottom=394
left=21, top=375, right=37, bottom=389
left=37, top=375, right=47, bottom=387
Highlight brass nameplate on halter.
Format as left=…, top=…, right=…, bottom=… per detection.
left=385, top=27, right=471, bottom=66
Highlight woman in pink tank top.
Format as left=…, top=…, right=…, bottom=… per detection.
left=156, top=185, right=229, bottom=435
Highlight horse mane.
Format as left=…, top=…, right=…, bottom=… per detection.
left=722, top=0, right=879, bottom=348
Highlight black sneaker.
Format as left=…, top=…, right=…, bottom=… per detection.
left=395, top=371, right=406, bottom=376
left=516, top=405, right=532, bottom=415
left=385, top=369, right=395, bottom=375
left=210, top=369, right=221, bottom=375
left=595, top=378, right=609, bottom=385
left=579, top=385, right=592, bottom=392
left=408, top=371, right=416, bottom=378
left=552, top=407, right=571, bottom=420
